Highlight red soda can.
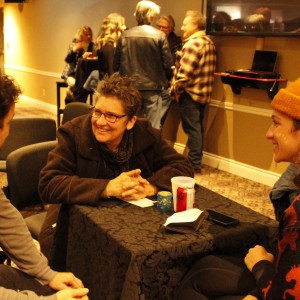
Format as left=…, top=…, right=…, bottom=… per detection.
left=177, top=187, right=187, bottom=212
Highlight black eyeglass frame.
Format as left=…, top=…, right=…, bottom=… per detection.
left=89, top=106, right=127, bottom=123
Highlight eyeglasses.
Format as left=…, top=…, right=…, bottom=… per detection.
left=90, top=107, right=127, bottom=123
left=157, top=24, right=170, bottom=30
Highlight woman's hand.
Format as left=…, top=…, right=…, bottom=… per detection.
left=49, top=272, right=84, bottom=290
left=56, top=288, right=89, bottom=300
left=104, top=169, right=157, bottom=200
left=73, top=41, right=84, bottom=52
left=244, top=245, right=274, bottom=272
left=82, top=52, right=93, bottom=58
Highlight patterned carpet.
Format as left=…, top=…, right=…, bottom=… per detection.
left=6, top=100, right=275, bottom=220
left=196, top=165, right=274, bottom=219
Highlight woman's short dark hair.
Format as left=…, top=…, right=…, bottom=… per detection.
left=94, top=73, right=141, bottom=119
left=0, top=75, right=21, bottom=128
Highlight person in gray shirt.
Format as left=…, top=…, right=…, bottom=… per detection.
left=0, top=74, right=89, bottom=300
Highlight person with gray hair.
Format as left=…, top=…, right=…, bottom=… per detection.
left=113, top=0, right=173, bottom=129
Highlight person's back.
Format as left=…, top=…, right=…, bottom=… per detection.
left=115, top=24, right=171, bottom=90
left=113, top=0, right=173, bottom=129
left=84, top=13, right=126, bottom=92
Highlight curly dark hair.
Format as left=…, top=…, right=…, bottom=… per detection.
left=94, top=73, right=141, bottom=119
left=0, top=74, right=22, bottom=128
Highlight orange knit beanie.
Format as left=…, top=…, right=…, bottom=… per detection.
left=271, top=77, right=300, bottom=120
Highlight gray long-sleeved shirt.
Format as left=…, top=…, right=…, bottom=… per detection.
left=0, top=189, right=57, bottom=300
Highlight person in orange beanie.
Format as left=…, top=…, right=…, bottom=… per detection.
left=174, top=78, right=300, bottom=300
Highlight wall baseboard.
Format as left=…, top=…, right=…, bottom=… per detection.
left=173, top=142, right=280, bottom=187
left=20, top=96, right=280, bottom=187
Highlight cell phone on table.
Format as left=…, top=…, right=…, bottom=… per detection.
left=206, top=209, right=240, bottom=227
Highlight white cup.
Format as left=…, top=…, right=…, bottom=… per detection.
left=171, top=176, right=195, bottom=211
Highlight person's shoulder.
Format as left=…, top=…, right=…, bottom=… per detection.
left=134, top=119, right=160, bottom=139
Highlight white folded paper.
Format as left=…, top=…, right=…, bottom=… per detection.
left=126, top=198, right=155, bottom=208
left=164, top=208, right=203, bottom=227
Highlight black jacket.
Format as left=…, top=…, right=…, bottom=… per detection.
left=113, top=25, right=173, bottom=90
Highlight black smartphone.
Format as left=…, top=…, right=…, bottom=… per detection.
left=206, top=209, right=240, bottom=227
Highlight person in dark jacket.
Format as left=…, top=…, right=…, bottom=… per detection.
left=156, top=14, right=182, bottom=126
left=38, top=73, right=194, bottom=268
left=61, top=25, right=94, bottom=104
left=174, top=77, right=300, bottom=300
left=40, top=72, right=192, bottom=203
left=113, top=1, right=173, bottom=129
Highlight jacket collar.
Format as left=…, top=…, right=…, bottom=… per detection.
left=77, top=117, right=157, bottom=160
left=183, top=30, right=206, bottom=43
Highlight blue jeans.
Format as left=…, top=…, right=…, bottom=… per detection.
left=160, top=89, right=172, bottom=126
left=138, top=90, right=163, bottom=129
left=178, top=92, right=206, bottom=170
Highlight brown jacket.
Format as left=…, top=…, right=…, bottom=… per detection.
left=38, top=116, right=193, bottom=269
left=39, top=116, right=193, bottom=205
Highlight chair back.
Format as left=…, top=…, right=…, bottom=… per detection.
left=5, top=140, right=57, bottom=209
left=0, top=117, right=57, bottom=171
left=61, top=102, right=91, bottom=125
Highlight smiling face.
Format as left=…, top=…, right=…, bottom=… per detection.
left=266, top=109, right=300, bottom=163
left=91, top=95, right=136, bottom=152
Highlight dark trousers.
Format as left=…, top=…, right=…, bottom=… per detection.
left=0, top=264, right=54, bottom=296
left=173, top=255, right=258, bottom=300
left=178, top=92, right=206, bottom=170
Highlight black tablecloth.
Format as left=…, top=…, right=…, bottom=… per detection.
left=64, top=185, right=277, bottom=300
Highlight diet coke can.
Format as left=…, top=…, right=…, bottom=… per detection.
left=176, top=187, right=195, bottom=212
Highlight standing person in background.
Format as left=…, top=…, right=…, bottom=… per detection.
left=157, top=14, right=182, bottom=126
left=0, top=74, right=89, bottom=300
left=170, top=10, right=216, bottom=173
left=113, top=0, right=173, bottom=130
left=157, top=14, right=182, bottom=63
left=61, top=25, right=94, bottom=104
left=83, top=13, right=126, bottom=92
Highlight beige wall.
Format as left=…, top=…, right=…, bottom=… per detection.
left=3, top=0, right=300, bottom=181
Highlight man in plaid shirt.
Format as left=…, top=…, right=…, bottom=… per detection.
left=170, top=10, right=216, bottom=173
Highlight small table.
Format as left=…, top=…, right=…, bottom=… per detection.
left=214, top=72, right=288, bottom=99
left=63, top=185, right=277, bottom=300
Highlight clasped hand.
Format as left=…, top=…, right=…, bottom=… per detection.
left=49, top=272, right=89, bottom=300
left=105, top=169, right=157, bottom=200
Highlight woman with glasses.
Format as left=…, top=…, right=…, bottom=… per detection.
left=38, top=73, right=193, bottom=264
left=40, top=72, right=193, bottom=201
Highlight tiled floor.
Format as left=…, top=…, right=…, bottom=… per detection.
left=9, top=99, right=275, bottom=219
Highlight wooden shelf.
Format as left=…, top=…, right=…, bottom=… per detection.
left=214, top=72, right=288, bottom=99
